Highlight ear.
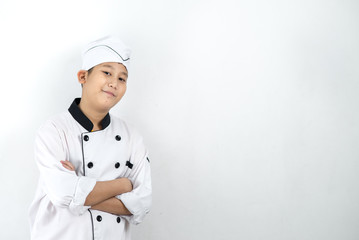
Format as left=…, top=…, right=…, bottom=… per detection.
left=77, top=70, right=88, bottom=84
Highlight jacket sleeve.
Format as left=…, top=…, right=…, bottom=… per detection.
left=117, top=134, right=152, bottom=225
left=34, top=121, right=96, bottom=216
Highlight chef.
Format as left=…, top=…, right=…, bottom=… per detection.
left=29, top=36, right=152, bottom=240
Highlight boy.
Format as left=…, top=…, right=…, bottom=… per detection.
left=29, top=36, right=152, bottom=240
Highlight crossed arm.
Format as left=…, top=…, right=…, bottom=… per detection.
left=61, top=160, right=132, bottom=216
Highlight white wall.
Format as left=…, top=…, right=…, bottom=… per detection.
left=1, top=0, right=359, bottom=239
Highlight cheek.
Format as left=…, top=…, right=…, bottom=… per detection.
left=116, top=86, right=127, bottom=99
left=84, top=77, right=100, bottom=88
left=91, top=80, right=106, bottom=92
left=120, top=85, right=127, bottom=94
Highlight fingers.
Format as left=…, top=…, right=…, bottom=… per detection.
left=60, top=160, right=70, bottom=170
left=60, top=160, right=75, bottom=171
left=61, top=161, right=75, bottom=171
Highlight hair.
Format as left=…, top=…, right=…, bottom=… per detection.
left=87, top=67, right=94, bottom=76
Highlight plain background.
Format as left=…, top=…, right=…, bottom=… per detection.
left=1, top=0, right=359, bottom=239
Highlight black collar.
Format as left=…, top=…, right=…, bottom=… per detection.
left=68, top=98, right=111, bottom=132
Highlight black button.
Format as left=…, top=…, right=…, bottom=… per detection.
left=84, top=135, right=89, bottom=141
left=115, top=162, right=120, bottom=168
left=96, top=215, right=102, bottom=222
left=115, top=135, right=121, bottom=141
left=117, top=217, right=121, bottom=223
left=87, top=162, right=93, bottom=168
left=126, top=161, right=133, bottom=169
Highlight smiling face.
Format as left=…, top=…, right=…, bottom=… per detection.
left=77, top=62, right=128, bottom=113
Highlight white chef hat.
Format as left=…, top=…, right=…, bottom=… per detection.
left=81, top=35, right=131, bottom=71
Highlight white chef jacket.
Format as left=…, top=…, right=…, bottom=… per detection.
left=29, top=98, right=152, bottom=240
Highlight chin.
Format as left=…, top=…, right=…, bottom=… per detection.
left=101, top=103, right=115, bottom=112
left=96, top=95, right=121, bottom=111
left=101, top=100, right=119, bottom=111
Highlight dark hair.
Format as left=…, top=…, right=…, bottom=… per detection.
left=87, top=67, right=94, bottom=76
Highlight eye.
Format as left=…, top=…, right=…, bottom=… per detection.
left=103, top=71, right=111, bottom=76
left=119, top=78, right=127, bottom=82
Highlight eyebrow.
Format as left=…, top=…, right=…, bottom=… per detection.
left=102, top=64, right=128, bottom=77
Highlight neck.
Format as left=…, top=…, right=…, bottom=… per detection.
left=78, top=98, right=108, bottom=131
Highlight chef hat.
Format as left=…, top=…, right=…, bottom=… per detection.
left=81, top=35, right=131, bottom=71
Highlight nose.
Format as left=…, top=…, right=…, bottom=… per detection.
left=108, top=77, right=117, bottom=89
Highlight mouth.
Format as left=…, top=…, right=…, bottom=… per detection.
left=103, top=90, right=115, bottom=97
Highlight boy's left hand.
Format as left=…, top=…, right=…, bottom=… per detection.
left=60, top=160, right=75, bottom=171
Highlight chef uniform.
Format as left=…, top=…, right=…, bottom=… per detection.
left=29, top=36, right=152, bottom=240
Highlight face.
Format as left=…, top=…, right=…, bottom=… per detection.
left=77, top=62, right=128, bottom=112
